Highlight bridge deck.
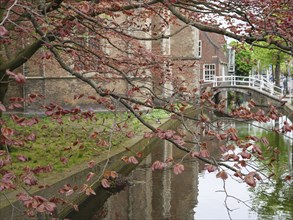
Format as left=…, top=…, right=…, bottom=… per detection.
left=201, top=75, right=293, bottom=120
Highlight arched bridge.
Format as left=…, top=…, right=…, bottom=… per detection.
left=201, top=75, right=293, bottom=121
left=203, top=75, right=283, bottom=98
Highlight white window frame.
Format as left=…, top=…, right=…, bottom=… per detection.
left=203, top=64, right=216, bottom=81
left=198, top=40, right=202, bottom=58
left=72, top=29, right=99, bottom=72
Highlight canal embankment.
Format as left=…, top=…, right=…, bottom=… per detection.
left=0, top=109, right=196, bottom=219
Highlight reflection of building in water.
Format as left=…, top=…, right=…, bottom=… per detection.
left=101, top=136, right=199, bottom=219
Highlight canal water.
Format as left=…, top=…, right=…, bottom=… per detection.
left=70, top=120, right=293, bottom=220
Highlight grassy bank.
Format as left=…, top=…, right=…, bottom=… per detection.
left=3, top=109, right=170, bottom=176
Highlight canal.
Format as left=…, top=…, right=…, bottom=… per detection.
left=68, top=119, right=293, bottom=220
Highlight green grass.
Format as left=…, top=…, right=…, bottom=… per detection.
left=1, top=109, right=170, bottom=176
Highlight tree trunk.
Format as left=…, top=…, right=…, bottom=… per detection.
left=275, top=53, right=281, bottom=87
left=271, top=65, right=275, bottom=83
left=0, top=69, right=9, bottom=149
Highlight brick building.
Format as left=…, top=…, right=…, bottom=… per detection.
left=4, top=17, right=227, bottom=113
left=197, top=31, right=228, bottom=82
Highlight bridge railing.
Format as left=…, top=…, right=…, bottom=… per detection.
left=202, top=75, right=283, bottom=98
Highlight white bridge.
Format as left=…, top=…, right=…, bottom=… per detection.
left=202, top=75, right=289, bottom=100
left=201, top=75, right=293, bottom=123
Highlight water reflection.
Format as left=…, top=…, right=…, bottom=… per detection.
left=195, top=170, right=258, bottom=220
left=95, top=139, right=199, bottom=220
left=239, top=120, right=293, bottom=220
left=70, top=120, right=293, bottom=220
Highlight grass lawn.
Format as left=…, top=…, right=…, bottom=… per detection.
left=2, top=109, right=170, bottom=176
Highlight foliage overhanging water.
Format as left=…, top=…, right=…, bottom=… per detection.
left=69, top=119, right=293, bottom=220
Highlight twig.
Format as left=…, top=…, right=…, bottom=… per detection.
left=0, top=0, right=18, bottom=26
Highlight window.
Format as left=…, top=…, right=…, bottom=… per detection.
left=198, top=40, right=202, bottom=58
left=203, top=64, right=216, bottom=81
left=72, top=30, right=101, bottom=72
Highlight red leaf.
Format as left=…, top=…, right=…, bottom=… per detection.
left=284, top=175, right=291, bottom=181
left=80, top=2, right=90, bottom=13
left=26, top=133, right=36, bottom=141
left=73, top=204, right=79, bottom=212
left=60, top=157, right=68, bottom=164
left=88, top=96, right=96, bottom=100
left=260, top=137, right=269, bottom=146
left=199, top=149, right=210, bottom=158
left=101, top=178, right=110, bottom=188
left=219, top=145, right=227, bottom=153
left=1, top=127, right=14, bottom=138
left=79, top=145, right=85, bottom=149
left=72, top=140, right=79, bottom=146
left=74, top=94, right=83, bottom=100
left=63, top=146, right=72, bottom=151
left=252, top=145, right=262, bottom=155
left=88, top=160, right=95, bottom=168
left=28, top=93, right=37, bottom=99
left=205, top=164, right=217, bottom=173
left=240, top=150, right=251, bottom=159
left=17, top=155, right=28, bottom=162
left=126, top=131, right=135, bottom=138
left=248, top=99, right=256, bottom=108
left=8, top=103, right=23, bottom=110
left=216, top=170, right=228, bottom=180
left=0, top=150, right=6, bottom=156
left=0, top=102, right=6, bottom=112
left=173, top=163, right=184, bottom=175
left=23, top=173, right=38, bottom=186
left=151, top=160, right=166, bottom=171
left=103, top=171, right=118, bottom=179
left=43, top=201, right=57, bottom=213
left=86, top=172, right=95, bottom=182
left=244, top=174, right=256, bottom=187
left=45, top=110, right=54, bottom=116
left=248, top=136, right=259, bottom=141
left=144, top=132, right=154, bottom=138
left=90, top=132, right=98, bottom=139
left=15, top=73, right=25, bottom=84
left=128, top=156, right=138, bottom=164
left=97, top=139, right=109, bottom=147
left=0, top=26, right=8, bottom=36
left=121, top=156, right=128, bottom=163
left=6, top=70, right=25, bottom=84
left=136, top=151, right=143, bottom=158
left=85, top=187, right=96, bottom=195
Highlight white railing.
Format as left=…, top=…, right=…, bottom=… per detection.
left=202, top=75, right=283, bottom=98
